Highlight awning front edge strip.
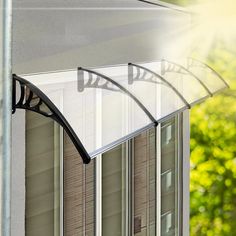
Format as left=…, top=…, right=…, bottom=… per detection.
left=90, top=122, right=155, bottom=158
left=12, top=74, right=91, bottom=164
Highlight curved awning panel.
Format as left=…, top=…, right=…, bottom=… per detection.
left=186, top=58, right=229, bottom=94
left=19, top=69, right=154, bottom=158
left=94, top=64, right=188, bottom=122
left=13, top=58, right=229, bottom=161
left=141, top=60, right=212, bottom=106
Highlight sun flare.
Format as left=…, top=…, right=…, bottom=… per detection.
left=187, top=0, right=236, bottom=57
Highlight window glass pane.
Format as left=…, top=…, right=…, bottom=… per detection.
left=161, top=117, right=179, bottom=236
left=133, top=128, right=156, bottom=236
left=25, top=112, right=61, bottom=236
left=102, top=144, right=127, bottom=236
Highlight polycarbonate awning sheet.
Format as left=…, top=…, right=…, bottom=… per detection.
left=141, top=60, right=211, bottom=105
left=186, top=58, right=229, bottom=94
left=19, top=58, right=228, bottom=157
left=94, top=65, right=188, bottom=121
left=22, top=70, right=154, bottom=157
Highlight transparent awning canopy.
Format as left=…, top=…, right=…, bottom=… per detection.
left=12, top=58, right=229, bottom=163
left=186, top=58, right=229, bottom=95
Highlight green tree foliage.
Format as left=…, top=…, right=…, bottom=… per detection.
left=161, top=0, right=200, bottom=6
left=190, top=43, right=236, bottom=235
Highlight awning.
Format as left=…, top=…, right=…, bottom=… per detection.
left=12, top=58, right=229, bottom=164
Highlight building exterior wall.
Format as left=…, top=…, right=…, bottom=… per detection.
left=12, top=0, right=191, bottom=74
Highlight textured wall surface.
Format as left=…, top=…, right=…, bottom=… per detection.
left=12, top=0, right=191, bottom=74
left=64, top=133, right=95, bottom=236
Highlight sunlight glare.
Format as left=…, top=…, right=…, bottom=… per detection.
left=190, top=0, right=236, bottom=39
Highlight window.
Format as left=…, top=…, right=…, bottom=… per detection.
left=25, top=115, right=183, bottom=236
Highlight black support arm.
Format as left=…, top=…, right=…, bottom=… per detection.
left=12, top=74, right=91, bottom=164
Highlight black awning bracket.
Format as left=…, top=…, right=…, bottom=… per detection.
left=77, top=68, right=120, bottom=92
left=128, top=62, right=191, bottom=109
left=12, top=74, right=91, bottom=164
left=129, top=63, right=162, bottom=84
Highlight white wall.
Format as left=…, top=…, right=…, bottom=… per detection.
left=12, top=0, right=191, bottom=74
left=11, top=110, right=25, bottom=236
left=182, top=109, right=190, bottom=236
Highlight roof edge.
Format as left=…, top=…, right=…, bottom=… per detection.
left=137, top=0, right=191, bottom=14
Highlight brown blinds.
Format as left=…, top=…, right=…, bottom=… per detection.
left=133, top=128, right=156, bottom=235
left=63, top=133, right=95, bottom=236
